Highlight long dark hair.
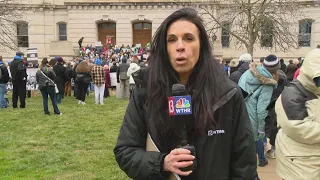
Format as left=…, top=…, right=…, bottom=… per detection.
left=39, top=58, right=49, bottom=69
left=147, top=8, right=227, bottom=131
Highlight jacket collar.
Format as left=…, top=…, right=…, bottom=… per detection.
left=249, top=63, right=278, bottom=85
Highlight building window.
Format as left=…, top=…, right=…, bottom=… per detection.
left=98, top=23, right=116, bottom=30
left=299, top=19, right=312, bottom=47
left=133, top=22, right=152, bottom=30
left=132, top=22, right=152, bottom=47
left=261, top=20, right=273, bottom=47
left=58, top=23, right=67, bottom=41
left=221, top=22, right=230, bottom=48
left=16, top=22, right=29, bottom=47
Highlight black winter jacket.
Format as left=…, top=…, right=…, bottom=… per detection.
left=114, top=68, right=257, bottom=180
left=229, top=62, right=249, bottom=84
left=65, top=67, right=73, bottom=81
left=117, top=63, right=130, bottom=81
left=53, top=63, right=67, bottom=93
left=0, top=64, right=10, bottom=84
left=9, top=59, right=27, bottom=83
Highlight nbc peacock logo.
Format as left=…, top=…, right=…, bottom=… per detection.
left=175, top=98, right=191, bottom=108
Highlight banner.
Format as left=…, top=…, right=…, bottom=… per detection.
left=27, top=48, right=38, bottom=68
left=6, top=68, right=38, bottom=91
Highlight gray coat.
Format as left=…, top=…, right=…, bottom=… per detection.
left=36, top=65, right=57, bottom=90
left=117, top=63, right=130, bottom=81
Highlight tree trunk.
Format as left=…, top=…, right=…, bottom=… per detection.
left=247, top=44, right=254, bottom=57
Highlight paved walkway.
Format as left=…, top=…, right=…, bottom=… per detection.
left=257, top=158, right=281, bottom=180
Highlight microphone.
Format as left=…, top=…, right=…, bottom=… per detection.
left=168, top=84, right=197, bottom=172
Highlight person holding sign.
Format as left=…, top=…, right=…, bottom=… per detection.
left=114, top=8, right=257, bottom=180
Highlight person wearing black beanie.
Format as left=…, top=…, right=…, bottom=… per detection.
left=263, top=55, right=280, bottom=74
left=238, top=55, right=280, bottom=167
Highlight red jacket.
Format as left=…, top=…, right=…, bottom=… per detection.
left=105, top=69, right=111, bottom=88
left=293, top=68, right=301, bottom=79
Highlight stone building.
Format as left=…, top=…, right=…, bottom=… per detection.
left=0, top=0, right=319, bottom=62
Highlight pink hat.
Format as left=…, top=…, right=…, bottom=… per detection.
left=104, top=65, right=109, bottom=69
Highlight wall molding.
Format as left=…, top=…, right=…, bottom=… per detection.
left=11, top=1, right=320, bottom=12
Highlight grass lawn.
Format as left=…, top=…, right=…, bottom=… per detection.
left=0, top=91, right=131, bottom=180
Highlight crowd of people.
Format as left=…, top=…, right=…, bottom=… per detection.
left=0, top=43, right=150, bottom=112
left=223, top=52, right=312, bottom=167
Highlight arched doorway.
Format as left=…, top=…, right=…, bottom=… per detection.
left=132, top=22, right=152, bottom=47
left=97, top=22, right=116, bottom=47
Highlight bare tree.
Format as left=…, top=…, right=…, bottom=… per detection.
left=176, top=0, right=315, bottom=56
left=0, top=0, right=26, bottom=52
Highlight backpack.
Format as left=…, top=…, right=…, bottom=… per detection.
left=76, top=73, right=91, bottom=83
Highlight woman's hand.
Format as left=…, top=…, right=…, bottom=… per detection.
left=163, top=148, right=195, bottom=176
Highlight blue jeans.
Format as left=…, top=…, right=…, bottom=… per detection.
left=0, top=84, right=6, bottom=108
left=74, top=86, right=77, bottom=98
left=40, top=86, right=60, bottom=114
left=56, top=93, right=63, bottom=104
left=256, top=138, right=266, bottom=161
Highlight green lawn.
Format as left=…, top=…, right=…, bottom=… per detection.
left=0, top=91, right=131, bottom=180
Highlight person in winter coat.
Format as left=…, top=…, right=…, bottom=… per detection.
left=9, top=52, right=27, bottom=108
left=36, top=58, right=61, bottom=115
left=279, top=59, right=286, bottom=73
left=264, top=70, right=287, bottom=159
left=285, top=60, right=297, bottom=82
left=116, top=57, right=130, bottom=99
left=91, top=59, right=105, bottom=105
left=0, top=59, right=10, bottom=108
left=109, top=62, right=118, bottom=72
left=238, top=55, right=279, bottom=167
left=75, top=61, right=91, bottom=104
left=127, top=57, right=141, bottom=98
left=293, top=58, right=304, bottom=80
left=229, top=53, right=252, bottom=84
left=53, top=57, right=67, bottom=104
left=275, top=48, right=320, bottom=180
left=127, top=56, right=141, bottom=78
left=114, top=8, right=257, bottom=180
left=103, top=65, right=111, bottom=98
left=229, top=59, right=238, bottom=74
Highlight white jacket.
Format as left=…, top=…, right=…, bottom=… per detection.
left=127, top=63, right=140, bottom=78
left=275, top=48, right=320, bottom=180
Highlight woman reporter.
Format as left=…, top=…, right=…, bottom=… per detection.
left=114, top=8, right=257, bottom=179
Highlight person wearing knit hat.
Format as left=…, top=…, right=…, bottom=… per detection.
left=238, top=53, right=252, bottom=63
left=53, top=56, right=67, bottom=104
left=57, top=57, right=64, bottom=63
left=230, top=53, right=252, bottom=84
left=263, top=55, right=280, bottom=73
left=95, top=59, right=101, bottom=66
left=238, top=54, right=279, bottom=167
left=91, top=58, right=105, bottom=105
left=16, top=51, right=24, bottom=57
